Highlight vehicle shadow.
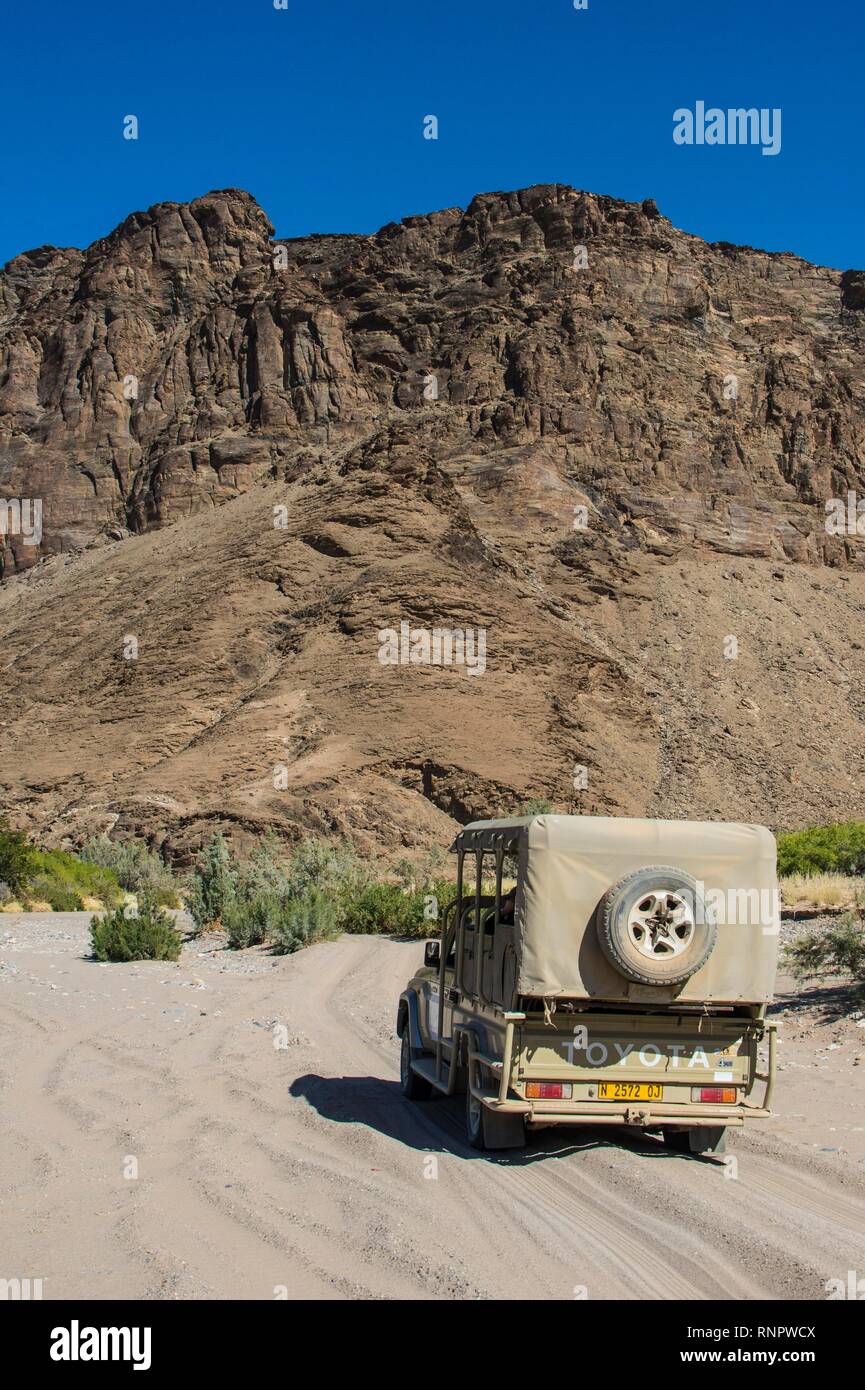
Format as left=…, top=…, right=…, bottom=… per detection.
left=289, top=1073, right=722, bottom=1166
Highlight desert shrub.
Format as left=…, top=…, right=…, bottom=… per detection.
left=0, top=824, right=124, bottom=909
left=393, top=857, right=420, bottom=890
left=234, top=835, right=294, bottom=904
left=187, top=835, right=237, bottom=932
left=90, top=896, right=182, bottom=962
left=425, top=845, right=448, bottom=876
left=213, top=835, right=372, bottom=949
left=342, top=881, right=417, bottom=934
left=272, top=888, right=338, bottom=954
left=287, top=836, right=369, bottom=912
left=777, top=822, right=865, bottom=877
left=187, top=836, right=291, bottom=946
left=223, top=892, right=278, bottom=949
left=0, top=881, right=12, bottom=905
left=186, top=833, right=460, bottom=950
left=224, top=882, right=341, bottom=954
left=27, top=848, right=122, bottom=908
left=254, top=834, right=370, bottom=933
left=519, top=797, right=554, bottom=816
left=392, top=847, right=449, bottom=893
left=784, top=907, right=865, bottom=998
left=24, top=875, right=83, bottom=911
left=0, top=821, right=36, bottom=891
left=81, top=835, right=181, bottom=906
left=780, top=872, right=858, bottom=909
left=341, top=873, right=459, bottom=938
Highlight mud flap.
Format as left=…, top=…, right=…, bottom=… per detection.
left=482, top=1106, right=526, bottom=1151
left=689, top=1126, right=727, bottom=1155
left=664, top=1125, right=727, bottom=1155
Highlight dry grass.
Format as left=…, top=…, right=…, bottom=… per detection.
left=780, top=872, right=861, bottom=908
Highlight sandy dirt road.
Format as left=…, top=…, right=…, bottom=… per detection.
left=2, top=913, right=864, bottom=1301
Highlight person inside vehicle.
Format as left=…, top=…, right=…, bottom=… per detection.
left=498, top=887, right=517, bottom=923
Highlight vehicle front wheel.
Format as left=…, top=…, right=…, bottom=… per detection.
left=400, top=1029, right=433, bottom=1101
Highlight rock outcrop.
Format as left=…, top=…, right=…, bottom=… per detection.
left=1, top=184, right=864, bottom=857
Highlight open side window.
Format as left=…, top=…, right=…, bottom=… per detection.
left=452, top=845, right=519, bottom=1008
left=440, top=899, right=458, bottom=972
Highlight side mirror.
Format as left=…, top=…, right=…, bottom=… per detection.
left=424, top=940, right=441, bottom=969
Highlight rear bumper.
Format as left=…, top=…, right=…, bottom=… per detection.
left=471, top=1018, right=778, bottom=1129
left=479, top=1096, right=767, bottom=1128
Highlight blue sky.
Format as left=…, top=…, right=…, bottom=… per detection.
left=2, top=0, right=861, bottom=270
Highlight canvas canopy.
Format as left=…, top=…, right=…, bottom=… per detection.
left=451, top=814, right=778, bottom=1004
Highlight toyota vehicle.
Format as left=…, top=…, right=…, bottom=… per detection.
left=397, top=814, right=779, bottom=1154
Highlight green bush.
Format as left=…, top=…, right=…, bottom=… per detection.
left=393, top=848, right=449, bottom=892
left=81, top=835, right=181, bottom=907
left=223, top=883, right=341, bottom=954
left=777, top=822, right=865, bottom=877
left=25, top=875, right=83, bottom=911
left=232, top=837, right=289, bottom=901
left=342, top=881, right=416, bottom=934
left=227, top=834, right=370, bottom=941
left=0, top=821, right=36, bottom=891
left=187, top=835, right=237, bottom=932
left=185, top=833, right=461, bottom=952
left=341, top=874, right=458, bottom=938
left=223, top=892, right=277, bottom=949
left=285, top=836, right=366, bottom=899
left=0, top=823, right=124, bottom=909
left=27, top=848, right=122, bottom=907
left=784, top=909, right=865, bottom=998
left=283, top=836, right=370, bottom=928
left=272, top=888, right=338, bottom=954
left=90, top=897, right=182, bottom=962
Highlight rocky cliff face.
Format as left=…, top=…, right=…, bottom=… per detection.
left=4, top=182, right=865, bottom=577
left=1, top=184, right=864, bottom=857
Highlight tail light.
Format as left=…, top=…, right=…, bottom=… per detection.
left=526, top=1082, right=572, bottom=1100
left=692, top=1087, right=736, bottom=1103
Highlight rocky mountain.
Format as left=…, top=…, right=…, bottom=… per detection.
left=1, top=183, right=864, bottom=861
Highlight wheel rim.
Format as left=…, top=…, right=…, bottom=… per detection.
left=627, top=890, right=695, bottom=960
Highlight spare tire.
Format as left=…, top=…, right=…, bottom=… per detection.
left=597, top=866, right=716, bottom=986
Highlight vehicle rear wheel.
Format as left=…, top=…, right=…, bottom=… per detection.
left=663, top=1125, right=727, bottom=1156
left=400, top=1028, right=432, bottom=1101
left=466, top=1080, right=486, bottom=1148
left=597, top=866, right=716, bottom=986
left=466, top=1071, right=526, bottom=1151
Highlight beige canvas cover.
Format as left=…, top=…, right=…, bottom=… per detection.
left=453, top=815, right=779, bottom=1005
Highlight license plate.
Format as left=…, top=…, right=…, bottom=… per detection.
left=597, top=1082, right=663, bottom=1101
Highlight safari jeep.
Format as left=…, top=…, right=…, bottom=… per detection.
left=397, top=815, right=779, bottom=1155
